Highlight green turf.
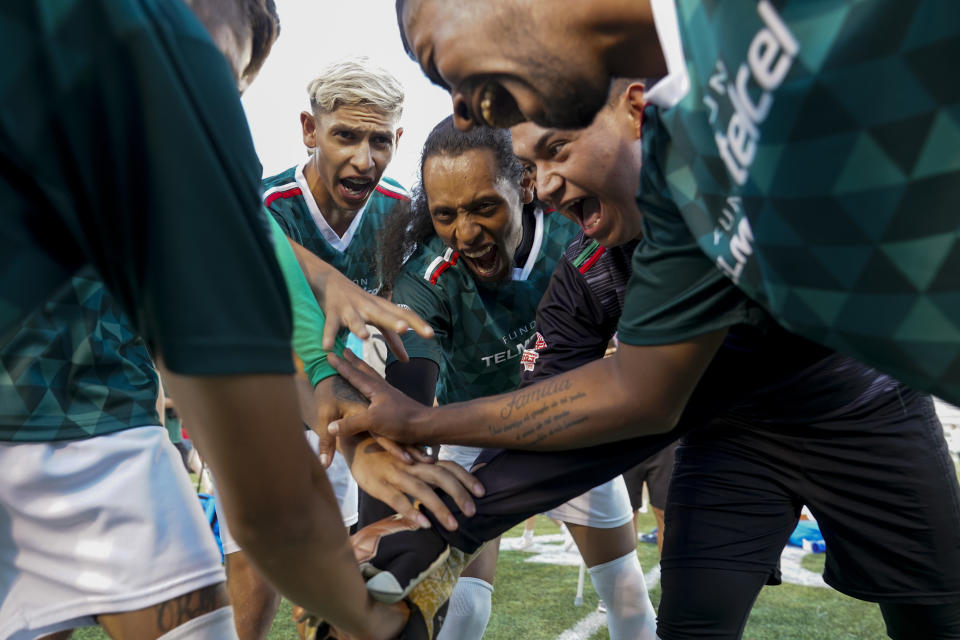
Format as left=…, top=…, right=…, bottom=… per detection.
left=69, top=513, right=887, bottom=640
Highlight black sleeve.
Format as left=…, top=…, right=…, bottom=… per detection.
left=519, top=258, right=615, bottom=388
left=385, top=357, right=440, bottom=406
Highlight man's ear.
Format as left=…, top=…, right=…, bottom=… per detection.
left=300, top=111, right=318, bottom=148
left=519, top=169, right=535, bottom=205
left=624, top=83, right=646, bottom=140
left=395, top=127, right=404, bottom=148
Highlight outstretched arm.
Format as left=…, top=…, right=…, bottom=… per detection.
left=160, top=367, right=406, bottom=639
left=328, top=329, right=727, bottom=450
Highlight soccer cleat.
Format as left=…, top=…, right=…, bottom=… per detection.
left=639, top=527, right=658, bottom=544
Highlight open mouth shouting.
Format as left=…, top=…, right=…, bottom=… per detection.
left=461, top=243, right=502, bottom=280
left=338, top=176, right=374, bottom=203
left=563, top=196, right=603, bottom=237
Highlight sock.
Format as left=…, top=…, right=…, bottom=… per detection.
left=436, top=577, right=494, bottom=640
left=588, top=552, right=657, bottom=640
left=157, top=606, right=238, bottom=639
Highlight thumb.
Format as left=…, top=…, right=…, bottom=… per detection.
left=328, top=412, right=370, bottom=439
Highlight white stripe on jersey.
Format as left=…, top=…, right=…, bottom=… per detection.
left=376, top=180, right=410, bottom=198
left=262, top=181, right=298, bottom=202
left=423, top=247, right=455, bottom=281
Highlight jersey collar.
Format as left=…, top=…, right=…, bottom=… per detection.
left=295, top=158, right=368, bottom=252
left=645, top=0, right=690, bottom=109
left=512, top=206, right=544, bottom=281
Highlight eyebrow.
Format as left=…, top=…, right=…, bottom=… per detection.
left=431, top=194, right=501, bottom=214
left=532, top=129, right=557, bottom=153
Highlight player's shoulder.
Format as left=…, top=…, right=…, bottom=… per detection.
left=401, top=235, right=463, bottom=289
left=261, top=166, right=301, bottom=208
left=372, top=176, right=411, bottom=203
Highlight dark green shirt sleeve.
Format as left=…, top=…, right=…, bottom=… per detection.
left=0, top=1, right=294, bottom=376
left=618, top=107, right=762, bottom=346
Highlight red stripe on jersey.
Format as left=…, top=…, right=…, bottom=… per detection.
left=578, top=246, right=606, bottom=274
left=430, top=251, right=460, bottom=285
left=375, top=185, right=410, bottom=201
left=264, top=186, right=302, bottom=208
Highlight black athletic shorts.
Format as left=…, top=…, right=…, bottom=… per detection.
left=662, top=390, right=960, bottom=604
left=622, top=441, right=679, bottom=511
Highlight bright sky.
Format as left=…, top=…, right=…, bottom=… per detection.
left=241, top=0, right=452, bottom=191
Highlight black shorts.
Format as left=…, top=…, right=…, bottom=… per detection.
left=621, top=441, right=678, bottom=510
left=661, top=391, right=960, bottom=604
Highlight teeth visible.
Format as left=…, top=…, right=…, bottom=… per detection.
left=463, top=245, right=493, bottom=259
left=481, top=86, right=494, bottom=126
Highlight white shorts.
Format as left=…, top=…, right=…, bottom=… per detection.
left=544, top=476, right=634, bottom=529
left=0, top=426, right=224, bottom=640
left=438, top=445, right=634, bottom=529
left=216, top=430, right=358, bottom=556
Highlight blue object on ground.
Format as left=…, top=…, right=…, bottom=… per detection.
left=788, top=520, right=825, bottom=554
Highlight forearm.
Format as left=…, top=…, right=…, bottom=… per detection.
left=268, top=213, right=345, bottom=384
left=413, top=331, right=726, bottom=450
left=160, top=369, right=401, bottom=637
left=423, top=357, right=644, bottom=450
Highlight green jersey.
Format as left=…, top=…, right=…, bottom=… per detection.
left=635, top=0, right=960, bottom=401
left=390, top=208, right=578, bottom=404
left=263, top=163, right=411, bottom=294
left=0, top=269, right=161, bottom=442
left=0, top=1, right=295, bottom=440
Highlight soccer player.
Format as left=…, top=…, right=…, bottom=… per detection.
left=331, top=79, right=960, bottom=640
left=0, top=1, right=431, bottom=638
left=216, top=57, right=429, bottom=640
left=338, top=116, right=579, bottom=638
left=391, top=0, right=960, bottom=406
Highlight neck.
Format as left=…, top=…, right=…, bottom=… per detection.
left=303, top=157, right=359, bottom=237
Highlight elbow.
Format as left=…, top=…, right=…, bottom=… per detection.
left=625, top=395, right=685, bottom=437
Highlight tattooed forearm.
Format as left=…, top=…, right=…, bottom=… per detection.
left=155, top=584, right=223, bottom=632
left=498, top=377, right=573, bottom=420
left=489, top=385, right=591, bottom=446
left=332, top=375, right=370, bottom=406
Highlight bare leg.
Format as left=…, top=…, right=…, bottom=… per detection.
left=652, top=505, right=666, bottom=554
left=224, top=551, right=281, bottom=640
left=566, top=522, right=636, bottom=568
left=97, top=583, right=229, bottom=639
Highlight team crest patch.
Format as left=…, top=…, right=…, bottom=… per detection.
left=521, top=349, right=540, bottom=372
left=534, top=332, right=548, bottom=351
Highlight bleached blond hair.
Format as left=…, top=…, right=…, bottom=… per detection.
left=307, top=57, right=405, bottom=120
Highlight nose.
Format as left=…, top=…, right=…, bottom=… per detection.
left=454, top=214, right=482, bottom=247
left=351, top=142, right=374, bottom=172
left=451, top=92, right=476, bottom=131
left=536, top=167, right=563, bottom=207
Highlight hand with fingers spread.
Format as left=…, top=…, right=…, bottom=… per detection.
left=341, top=434, right=484, bottom=532
left=288, top=239, right=434, bottom=359
left=327, top=350, right=434, bottom=444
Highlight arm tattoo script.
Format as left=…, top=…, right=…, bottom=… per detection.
left=491, top=377, right=590, bottom=446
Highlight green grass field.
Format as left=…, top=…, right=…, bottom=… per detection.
left=71, top=511, right=887, bottom=640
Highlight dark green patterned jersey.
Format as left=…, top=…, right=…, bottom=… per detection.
left=389, top=208, right=579, bottom=404
left=638, top=0, right=960, bottom=401
left=263, top=164, right=411, bottom=293
left=0, top=268, right=161, bottom=442
left=0, top=0, right=294, bottom=390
